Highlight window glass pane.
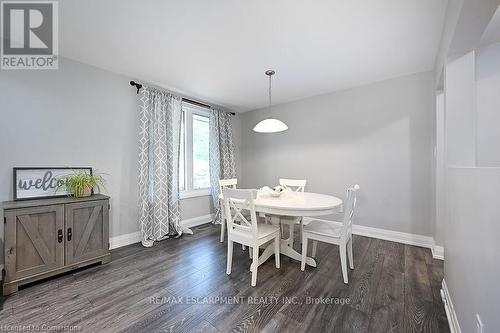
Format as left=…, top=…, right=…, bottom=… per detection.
left=192, top=114, right=210, bottom=189
left=179, top=112, right=185, bottom=191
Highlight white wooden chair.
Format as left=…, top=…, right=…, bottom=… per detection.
left=301, top=184, right=360, bottom=284
left=279, top=178, right=306, bottom=242
left=223, top=188, right=281, bottom=287
left=279, top=178, right=307, bottom=192
left=218, top=178, right=237, bottom=243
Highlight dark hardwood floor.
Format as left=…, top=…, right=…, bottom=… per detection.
left=0, top=224, right=449, bottom=333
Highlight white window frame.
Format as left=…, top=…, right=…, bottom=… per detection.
left=180, top=102, right=211, bottom=199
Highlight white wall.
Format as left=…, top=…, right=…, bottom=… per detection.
left=445, top=168, right=500, bottom=332
left=0, top=57, right=218, bottom=244
left=442, top=43, right=500, bottom=332
left=241, top=71, right=436, bottom=238
left=476, top=43, right=500, bottom=166
left=435, top=92, right=446, bottom=245
left=445, top=51, right=477, bottom=166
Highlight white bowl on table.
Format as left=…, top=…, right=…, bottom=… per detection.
left=260, top=185, right=287, bottom=198
left=269, top=190, right=283, bottom=197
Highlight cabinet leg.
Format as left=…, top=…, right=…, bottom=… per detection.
left=100, top=254, right=111, bottom=265
left=3, top=282, right=18, bottom=295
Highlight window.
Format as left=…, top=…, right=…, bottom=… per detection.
left=180, top=102, right=210, bottom=198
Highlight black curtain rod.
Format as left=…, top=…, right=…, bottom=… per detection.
left=129, top=80, right=235, bottom=115
left=183, top=98, right=211, bottom=109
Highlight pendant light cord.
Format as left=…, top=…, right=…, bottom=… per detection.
left=253, top=69, right=287, bottom=132
left=268, top=73, right=272, bottom=107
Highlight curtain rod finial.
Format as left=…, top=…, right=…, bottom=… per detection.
left=130, top=80, right=142, bottom=94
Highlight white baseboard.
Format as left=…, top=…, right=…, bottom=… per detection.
left=180, top=214, right=213, bottom=229
left=109, top=231, right=141, bottom=249
left=109, top=217, right=444, bottom=261
left=441, top=279, right=462, bottom=333
left=109, top=214, right=213, bottom=249
left=353, top=224, right=434, bottom=248
left=431, top=245, right=445, bottom=260
left=304, top=220, right=445, bottom=260
left=350, top=224, right=444, bottom=260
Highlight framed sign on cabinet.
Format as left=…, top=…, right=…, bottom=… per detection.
left=13, top=167, right=93, bottom=201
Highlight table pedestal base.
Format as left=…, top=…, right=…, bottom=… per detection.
left=250, top=215, right=317, bottom=271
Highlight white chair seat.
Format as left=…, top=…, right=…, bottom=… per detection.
left=302, top=219, right=342, bottom=238
left=232, top=223, right=280, bottom=240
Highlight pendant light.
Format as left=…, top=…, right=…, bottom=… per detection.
left=253, top=70, right=288, bottom=133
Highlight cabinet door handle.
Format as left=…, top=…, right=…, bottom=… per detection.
left=58, top=229, right=63, bottom=243
left=67, top=228, right=72, bottom=242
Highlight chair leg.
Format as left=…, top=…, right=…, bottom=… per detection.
left=251, top=246, right=259, bottom=286
left=226, top=240, right=233, bottom=275
left=300, top=222, right=303, bottom=245
left=312, top=241, right=318, bottom=258
left=274, top=235, right=281, bottom=269
left=249, top=247, right=253, bottom=259
left=220, top=212, right=225, bottom=243
left=242, top=245, right=246, bottom=250
left=301, top=236, right=308, bottom=271
left=340, top=243, right=348, bottom=284
left=347, top=238, right=354, bottom=269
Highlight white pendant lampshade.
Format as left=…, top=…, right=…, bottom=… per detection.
left=253, top=69, right=288, bottom=133
left=253, top=118, right=288, bottom=133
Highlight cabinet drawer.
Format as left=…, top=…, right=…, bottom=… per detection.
left=4, top=205, right=65, bottom=282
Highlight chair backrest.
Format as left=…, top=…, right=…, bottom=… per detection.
left=222, top=188, right=258, bottom=238
left=279, top=178, right=306, bottom=192
left=219, top=178, right=237, bottom=193
left=342, top=184, right=360, bottom=237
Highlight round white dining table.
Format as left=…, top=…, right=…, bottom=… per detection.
left=220, top=190, right=343, bottom=268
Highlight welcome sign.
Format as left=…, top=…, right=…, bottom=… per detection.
left=13, top=167, right=92, bottom=200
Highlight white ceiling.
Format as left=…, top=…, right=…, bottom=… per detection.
left=60, top=0, right=448, bottom=111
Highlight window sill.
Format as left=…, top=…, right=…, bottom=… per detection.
left=180, top=188, right=211, bottom=199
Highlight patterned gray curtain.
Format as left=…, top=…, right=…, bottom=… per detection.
left=138, top=86, right=182, bottom=247
left=209, top=108, right=236, bottom=224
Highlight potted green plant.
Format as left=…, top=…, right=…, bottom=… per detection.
left=56, top=170, right=106, bottom=198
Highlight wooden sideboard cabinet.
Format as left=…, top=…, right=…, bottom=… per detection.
left=2, top=194, right=111, bottom=295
